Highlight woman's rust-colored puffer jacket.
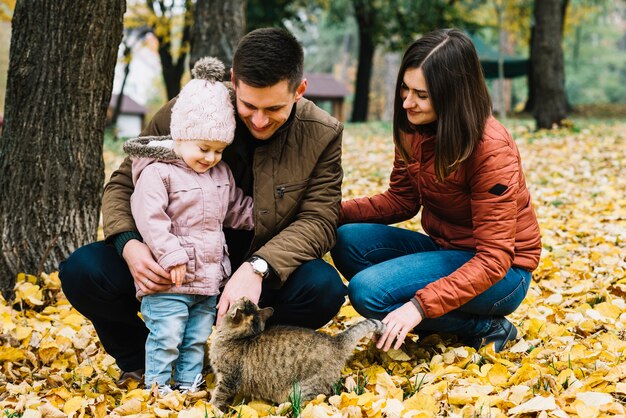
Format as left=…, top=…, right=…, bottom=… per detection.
left=341, top=116, right=541, bottom=318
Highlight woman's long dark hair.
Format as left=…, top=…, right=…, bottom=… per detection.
left=393, top=29, right=492, bottom=181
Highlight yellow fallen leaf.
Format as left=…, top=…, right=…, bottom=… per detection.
left=38, top=341, right=60, bottom=365
left=61, top=313, right=87, bottom=330
left=230, top=405, right=259, bottom=418
left=247, top=400, right=275, bottom=417
left=374, top=372, right=403, bottom=400
left=15, top=281, right=44, bottom=306
left=111, top=398, right=143, bottom=415
left=575, top=391, right=613, bottom=406
left=339, top=305, right=361, bottom=319
left=75, top=365, right=94, bottom=379
left=178, top=406, right=213, bottom=418
left=573, top=400, right=600, bottom=418
left=403, top=393, right=439, bottom=415
left=0, top=346, right=25, bottom=362
left=63, top=396, right=85, bottom=415
left=356, top=391, right=376, bottom=406
left=38, top=402, right=66, bottom=418
left=21, top=410, right=42, bottom=418
left=339, top=391, right=359, bottom=407
left=43, top=271, right=62, bottom=289
left=615, top=382, right=626, bottom=394
left=362, top=365, right=387, bottom=384
left=382, top=398, right=403, bottom=417
left=487, top=363, right=509, bottom=386
left=386, top=348, right=411, bottom=361
left=0, top=311, right=16, bottom=333
left=508, top=396, right=557, bottom=414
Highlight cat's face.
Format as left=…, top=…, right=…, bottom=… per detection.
left=221, top=297, right=274, bottom=336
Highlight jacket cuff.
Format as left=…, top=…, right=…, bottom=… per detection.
left=410, top=297, right=426, bottom=318
left=113, top=231, right=143, bottom=257
left=160, top=248, right=189, bottom=271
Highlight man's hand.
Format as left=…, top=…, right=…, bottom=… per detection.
left=123, top=239, right=172, bottom=294
left=376, top=300, right=423, bottom=351
left=216, top=262, right=263, bottom=326
left=170, top=264, right=187, bottom=287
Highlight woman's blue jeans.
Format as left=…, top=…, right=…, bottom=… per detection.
left=331, top=223, right=531, bottom=340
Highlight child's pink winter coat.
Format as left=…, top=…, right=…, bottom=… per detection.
left=124, top=136, right=254, bottom=299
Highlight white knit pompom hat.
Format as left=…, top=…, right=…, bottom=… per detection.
left=170, top=57, right=235, bottom=144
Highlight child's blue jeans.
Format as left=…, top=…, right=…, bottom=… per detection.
left=141, top=293, right=217, bottom=388
left=331, top=223, right=532, bottom=340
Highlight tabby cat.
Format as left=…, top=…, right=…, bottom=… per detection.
left=209, top=297, right=384, bottom=410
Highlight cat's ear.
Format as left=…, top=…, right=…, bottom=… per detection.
left=230, top=307, right=243, bottom=324
left=259, top=307, right=274, bottom=323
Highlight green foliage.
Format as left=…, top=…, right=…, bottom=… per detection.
left=288, top=381, right=302, bottom=417
left=324, top=0, right=463, bottom=53
left=564, top=6, right=626, bottom=104
left=352, top=371, right=368, bottom=395
left=331, top=378, right=344, bottom=395
left=247, top=0, right=302, bottom=30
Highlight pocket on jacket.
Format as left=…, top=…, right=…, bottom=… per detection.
left=183, top=245, right=196, bottom=283
left=221, top=244, right=231, bottom=278
left=275, top=179, right=309, bottom=199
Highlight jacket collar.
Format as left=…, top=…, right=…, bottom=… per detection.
left=232, top=101, right=298, bottom=162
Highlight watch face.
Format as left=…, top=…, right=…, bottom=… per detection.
left=255, top=258, right=268, bottom=272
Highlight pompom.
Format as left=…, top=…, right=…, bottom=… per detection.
left=192, top=57, right=225, bottom=82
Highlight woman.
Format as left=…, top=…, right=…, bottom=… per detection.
left=331, top=29, right=541, bottom=353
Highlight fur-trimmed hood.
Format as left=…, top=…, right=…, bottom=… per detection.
left=123, top=135, right=180, bottom=160
left=123, top=135, right=187, bottom=185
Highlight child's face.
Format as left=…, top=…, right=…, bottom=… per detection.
left=175, top=140, right=228, bottom=173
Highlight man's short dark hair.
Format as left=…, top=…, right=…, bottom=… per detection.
left=232, top=28, right=304, bottom=92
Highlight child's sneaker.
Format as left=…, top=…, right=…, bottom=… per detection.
left=157, top=384, right=175, bottom=397
left=178, top=373, right=204, bottom=394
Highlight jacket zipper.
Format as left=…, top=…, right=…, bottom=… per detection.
left=276, top=181, right=307, bottom=199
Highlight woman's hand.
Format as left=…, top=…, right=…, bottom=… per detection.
left=377, top=300, right=423, bottom=351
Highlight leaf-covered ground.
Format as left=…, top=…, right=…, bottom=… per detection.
left=2, top=120, right=626, bottom=417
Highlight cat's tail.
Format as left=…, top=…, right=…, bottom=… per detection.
left=336, top=318, right=384, bottom=350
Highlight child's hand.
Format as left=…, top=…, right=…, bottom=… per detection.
left=170, top=264, right=187, bottom=287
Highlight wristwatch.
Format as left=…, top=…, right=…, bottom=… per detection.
left=248, top=256, right=269, bottom=279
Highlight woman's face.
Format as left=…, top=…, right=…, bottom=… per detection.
left=400, top=67, right=437, bottom=125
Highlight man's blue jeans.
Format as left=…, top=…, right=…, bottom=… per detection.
left=141, top=294, right=217, bottom=388
left=331, top=223, right=531, bottom=340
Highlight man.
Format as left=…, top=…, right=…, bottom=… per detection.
left=59, top=28, right=347, bottom=383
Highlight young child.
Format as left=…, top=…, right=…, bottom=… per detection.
left=123, top=57, right=254, bottom=395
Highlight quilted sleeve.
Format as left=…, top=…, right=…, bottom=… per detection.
left=340, top=147, right=420, bottom=225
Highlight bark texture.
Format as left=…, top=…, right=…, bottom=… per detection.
left=0, top=0, right=125, bottom=297
left=191, top=0, right=246, bottom=78
left=351, top=0, right=376, bottom=122
left=528, top=0, right=569, bottom=127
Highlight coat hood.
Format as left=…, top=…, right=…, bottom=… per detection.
left=123, top=135, right=185, bottom=185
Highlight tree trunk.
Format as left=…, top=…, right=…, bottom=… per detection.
left=149, top=0, right=193, bottom=100
left=530, top=0, right=568, bottom=129
left=524, top=24, right=535, bottom=113
left=191, top=0, right=246, bottom=79
left=0, top=0, right=125, bottom=297
left=351, top=0, right=376, bottom=122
